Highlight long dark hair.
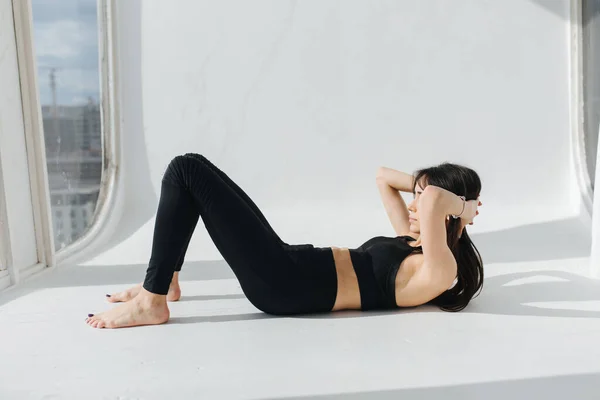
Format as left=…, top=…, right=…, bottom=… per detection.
left=412, top=162, right=484, bottom=312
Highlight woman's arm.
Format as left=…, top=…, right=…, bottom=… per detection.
left=399, top=186, right=458, bottom=304
left=375, top=167, right=413, bottom=236
left=375, top=167, right=414, bottom=193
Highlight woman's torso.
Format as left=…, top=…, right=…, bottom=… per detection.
left=330, top=235, right=425, bottom=311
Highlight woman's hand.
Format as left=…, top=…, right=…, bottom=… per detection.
left=460, top=197, right=481, bottom=225
left=420, top=186, right=482, bottom=226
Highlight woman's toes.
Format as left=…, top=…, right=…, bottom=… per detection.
left=106, top=293, right=121, bottom=303
left=86, top=314, right=99, bottom=327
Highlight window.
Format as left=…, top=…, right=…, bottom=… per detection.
left=31, top=0, right=103, bottom=250
left=583, top=0, right=600, bottom=189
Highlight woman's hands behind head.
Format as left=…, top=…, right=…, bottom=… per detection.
left=461, top=197, right=481, bottom=226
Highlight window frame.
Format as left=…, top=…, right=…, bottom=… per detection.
left=12, top=0, right=121, bottom=267
left=570, top=0, right=594, bottom=218
left=0, top=0, right=122, bottom=291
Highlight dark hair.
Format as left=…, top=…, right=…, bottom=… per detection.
left=411, top=162, right=483, bottom=312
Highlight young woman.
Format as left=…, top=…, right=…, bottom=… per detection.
left=85, top=152, right=483, bottom=329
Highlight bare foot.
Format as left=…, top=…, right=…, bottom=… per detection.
left=107, top=272, right=181, bottom=303
left=106, top=283, right=142, bottom=303
left=86, top=288, right=169, bottom=329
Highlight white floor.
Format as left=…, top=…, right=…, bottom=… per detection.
left=2, top=221, right=600, bottom=400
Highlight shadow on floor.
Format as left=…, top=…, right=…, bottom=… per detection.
left=178, top=294, right=247, bottom=302
left=265, top=372, right=600, bottom=400
left=468, top=216, right=590, bottom=264
left=169, top=312, right=277, bottom=324
left=462, top=270, right=600, bottom=318
left=0, top=217, right=596, bottom=323
left=0, top=261, right=235, bottom=308
left=298, top=269, right=600, bottom=321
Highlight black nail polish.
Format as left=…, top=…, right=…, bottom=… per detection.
left=106, top=294, right=111, bottom=297
left=88, top=313, right=94, bottom=317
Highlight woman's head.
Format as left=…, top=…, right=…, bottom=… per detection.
left=408, top=162, right=484, bottom=312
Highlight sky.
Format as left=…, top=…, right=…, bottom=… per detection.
left=31, top=0, right=100, bottom=106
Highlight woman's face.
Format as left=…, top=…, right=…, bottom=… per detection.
left=407, top=181, right=425, bottom=234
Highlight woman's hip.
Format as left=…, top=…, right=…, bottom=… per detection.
left=239, top=245, right=338, bottom=315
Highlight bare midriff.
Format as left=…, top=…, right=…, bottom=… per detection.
left=329, top=247, right=361, bottom=311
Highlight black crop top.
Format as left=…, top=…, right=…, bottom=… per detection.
left=348, top=235, right=422, bottom=310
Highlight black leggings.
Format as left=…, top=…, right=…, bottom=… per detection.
left=143, top=153, right=338, bottom=315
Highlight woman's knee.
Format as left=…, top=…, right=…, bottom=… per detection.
left=183, top=152, right=206, bottom=162
left=163, top=154, right=203, bottom=185
left=163, top=155, right=185, bottom=183
left=168, top=153, right=204, bottom=167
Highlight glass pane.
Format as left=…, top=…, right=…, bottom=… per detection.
left=31, top=0, right=103, bottom=250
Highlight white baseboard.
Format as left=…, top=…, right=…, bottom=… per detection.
left=19, top=262, right=46, bottom=280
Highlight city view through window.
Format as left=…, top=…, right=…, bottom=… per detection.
left=31, top=0, right=103, bottom=250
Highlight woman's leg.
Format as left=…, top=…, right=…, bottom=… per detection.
left=182, top=152, right=287, bottom=247
left=143, top=153, right=294, bottom=296
left=143, top=154, right=299, bottom=297
left=147, top=154, right=335, bottom=313
left=171, top=152, right=286, bottom=272
left=87, top=153, right=336, bottom=328
left=105, top=170, right=201, bottom=303
left=164, top=153, right=287, bottom=303
left=107, top=152, right=285, bottom=302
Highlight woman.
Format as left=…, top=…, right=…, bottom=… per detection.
left=85, top=152, right=483, bottom=329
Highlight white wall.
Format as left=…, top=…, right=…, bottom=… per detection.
left=82, top=0, right=585, bottom=266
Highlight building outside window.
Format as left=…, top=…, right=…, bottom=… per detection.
left=31, top=0, right=103, bottom=250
